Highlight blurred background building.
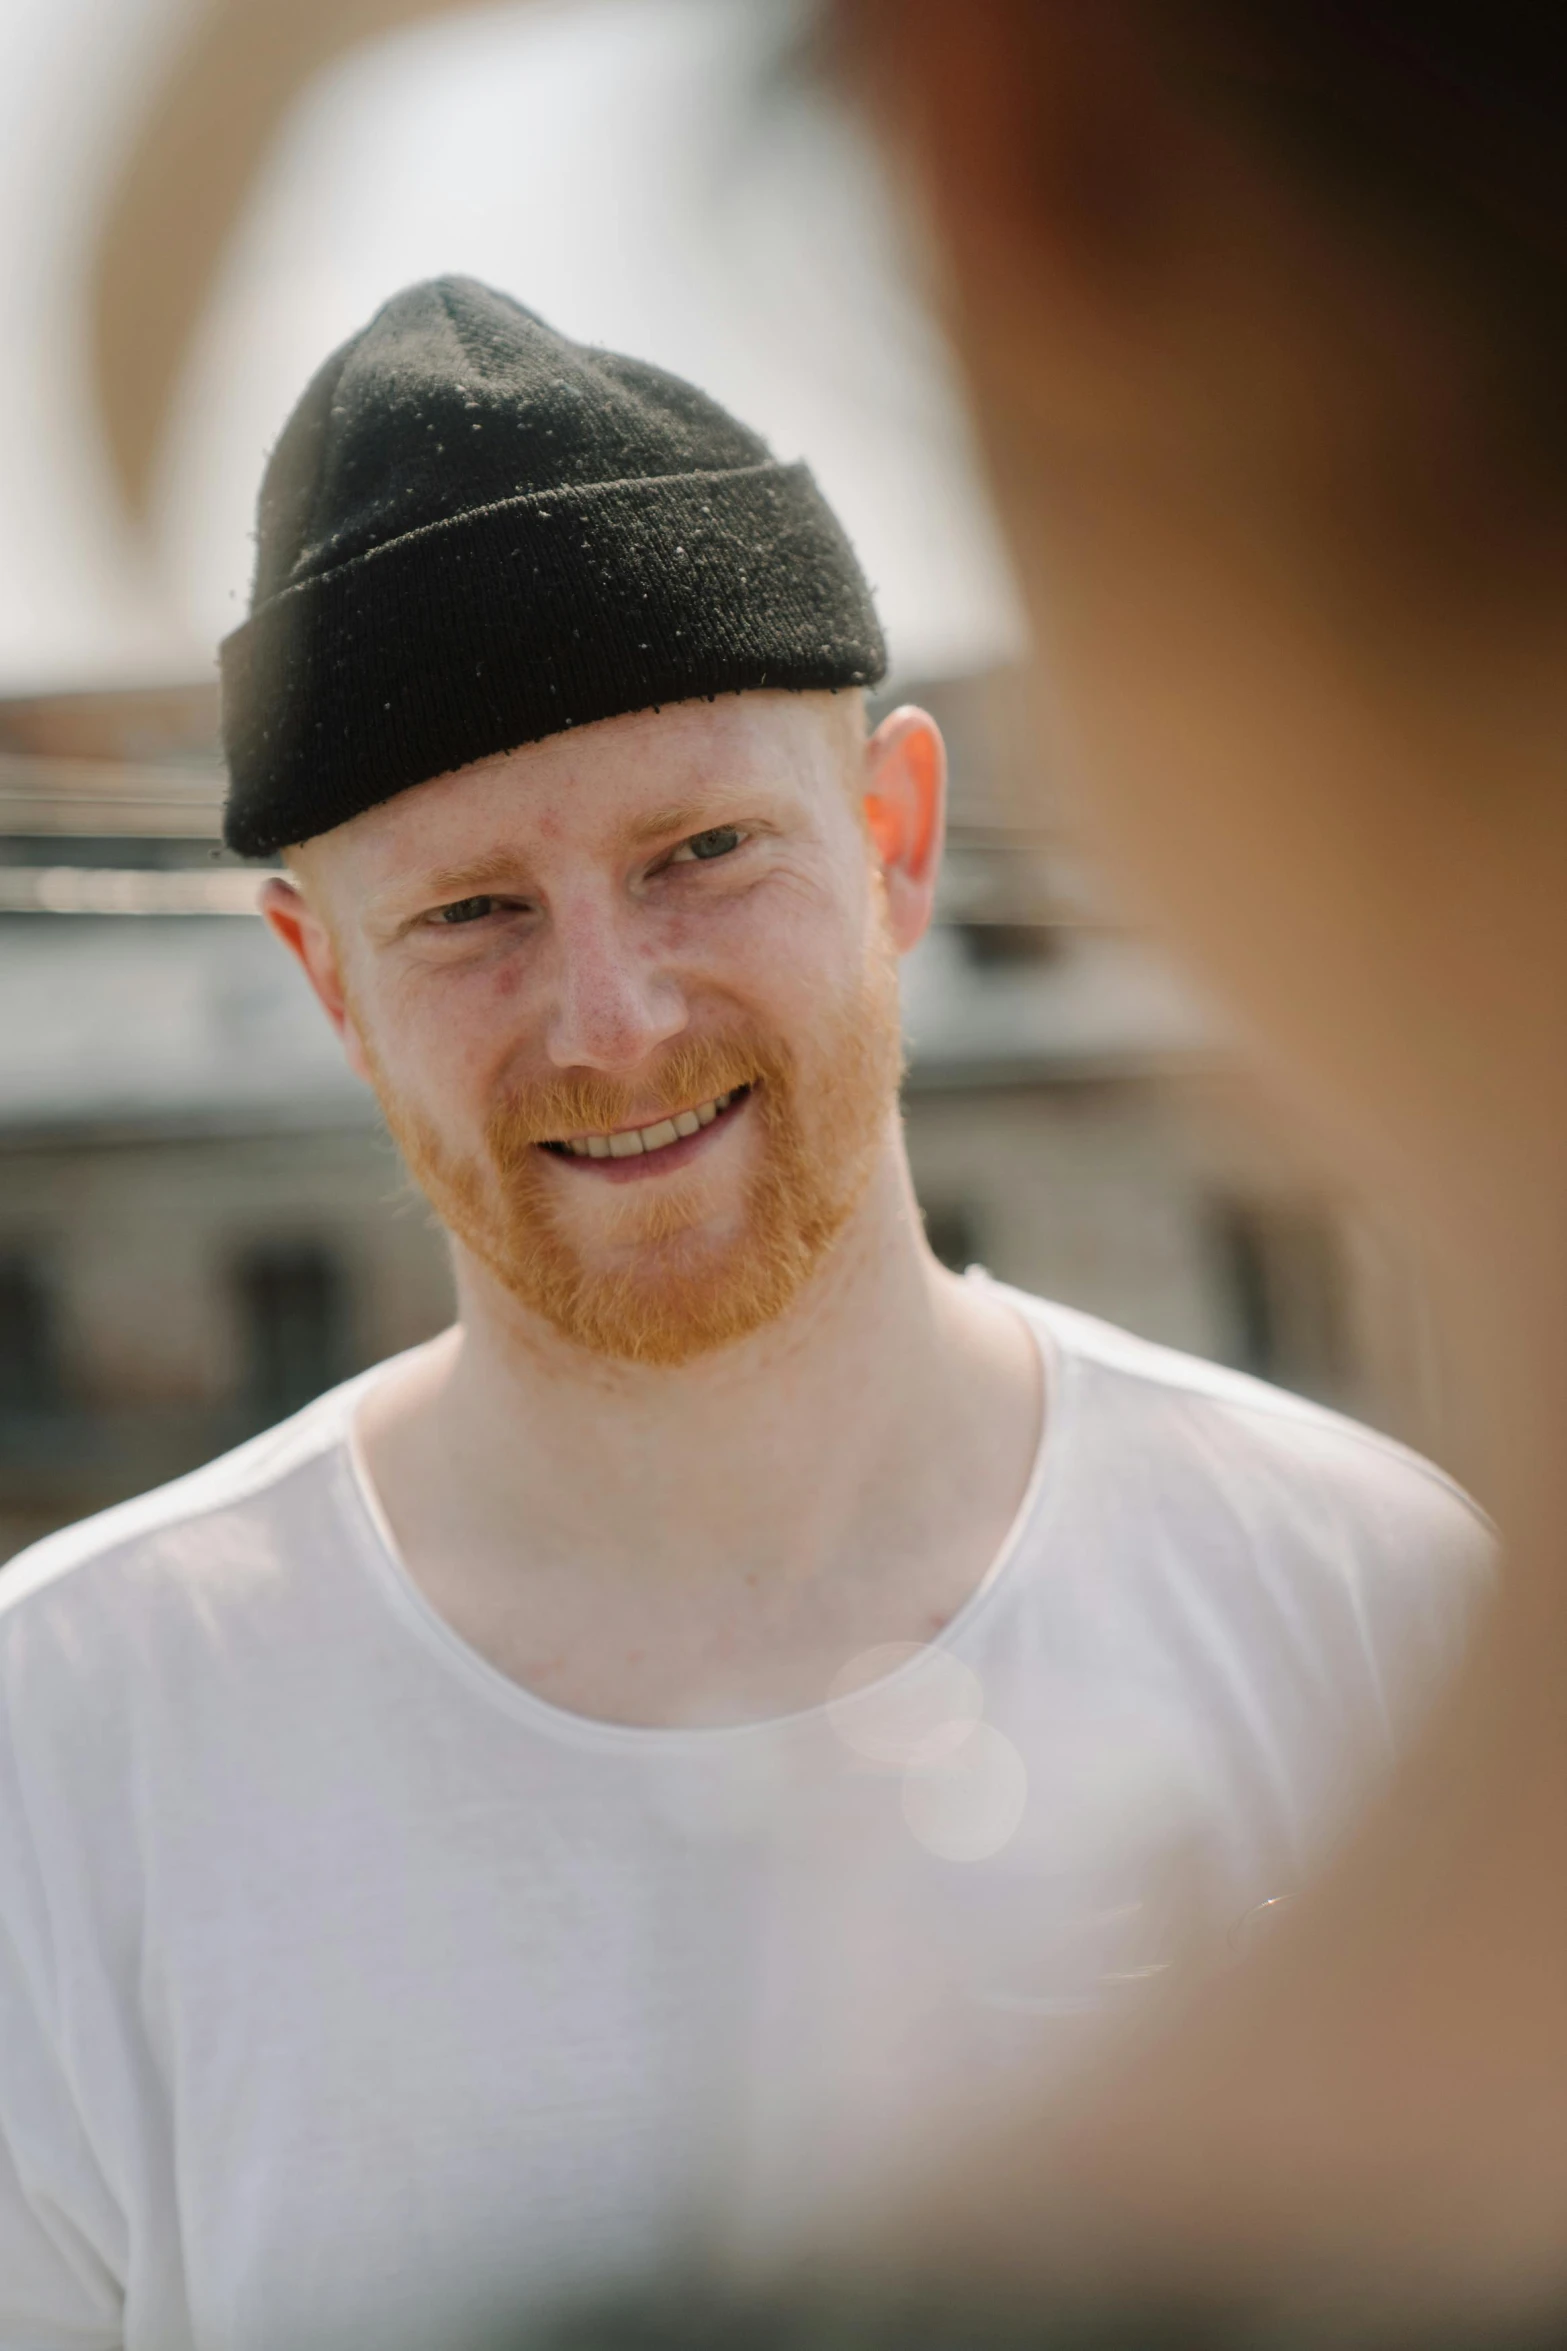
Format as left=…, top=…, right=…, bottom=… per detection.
left=0, top=0, right=1446, bottom=1559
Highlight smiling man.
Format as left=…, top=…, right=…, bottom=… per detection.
left=0, top=280, right=1489, bottom=2351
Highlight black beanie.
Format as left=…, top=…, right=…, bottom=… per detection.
left=219, top=277, right=887, bottom=857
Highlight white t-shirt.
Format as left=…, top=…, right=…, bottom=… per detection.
left=0, top=1289, right=1487, bottom=2351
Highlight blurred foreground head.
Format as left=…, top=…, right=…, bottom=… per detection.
left=851, top=1, right=1567, bottom=1314
left=825, top=2, right=1567, bottom=2333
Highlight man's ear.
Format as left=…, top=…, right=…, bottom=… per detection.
left=862, top=706, right=946, bottom=951
left=259, top=874, right=373, bottom=1085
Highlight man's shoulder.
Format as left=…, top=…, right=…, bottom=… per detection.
left=0, top=1368, right=379, bottom=1655
left=1006, top=1285, right=1490, bottom=1564
left=998, top=1290, right=1490, bottom=1776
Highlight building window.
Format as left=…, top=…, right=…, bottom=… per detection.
left=955, top=921, right=1062, bottom=970
left=1211, top=1198, right=1347, bottom=1400
left=234, top=1241, right=351, bottom=1420
left=921, top=1199, right=983, bottom=1275
left=0, top=1250, right=59, bottom=1414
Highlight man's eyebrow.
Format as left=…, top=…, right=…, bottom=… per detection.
left=404, top=850, right=531, bottom=904
left=626, top=802, right=730, bottom=848
left=373, top=805, right=746, bottom=921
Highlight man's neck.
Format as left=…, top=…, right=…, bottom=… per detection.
left=356, top=1149, right=1041, bottom=1727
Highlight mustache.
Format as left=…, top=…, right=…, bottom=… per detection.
left=485, top=1034, right=782, bottom=1152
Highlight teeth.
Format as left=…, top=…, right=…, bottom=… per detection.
left=554, top=1088, right=743, bottom=1159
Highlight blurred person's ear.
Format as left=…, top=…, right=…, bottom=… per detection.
left=260, top=875, right=374, bottom=1086
left=862, top=706, right=946, bottom=953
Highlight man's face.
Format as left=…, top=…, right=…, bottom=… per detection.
left=276, top=693, right=916, bottom=1365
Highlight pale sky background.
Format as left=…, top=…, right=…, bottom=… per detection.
left=0, top=0, right=1026, bottom=697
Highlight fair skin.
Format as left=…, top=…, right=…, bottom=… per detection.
left=262, top=689, right=1039, bottom=1729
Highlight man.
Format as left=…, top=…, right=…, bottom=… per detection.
left=0, top=279, right=1484, bottom=2351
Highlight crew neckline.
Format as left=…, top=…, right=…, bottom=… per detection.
left=339, top=1280, right=1075, bottom=1757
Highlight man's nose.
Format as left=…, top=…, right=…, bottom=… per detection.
left=542, top=903, right=688, bottom=1073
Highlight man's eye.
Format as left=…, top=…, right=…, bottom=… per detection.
left=437, top=895, right=498, bottom=925
left=673, top=826, right=745, bottom=864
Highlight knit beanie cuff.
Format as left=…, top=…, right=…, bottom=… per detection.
left=220, top=458, right=885, bottom=857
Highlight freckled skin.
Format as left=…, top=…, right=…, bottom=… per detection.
left=283, top=694, right=881, bottom=1293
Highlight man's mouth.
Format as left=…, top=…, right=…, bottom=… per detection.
left=538, top=1084, right=752, bottom=1164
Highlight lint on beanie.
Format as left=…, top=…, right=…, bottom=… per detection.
left=219, top=277, right=887, bottom=856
